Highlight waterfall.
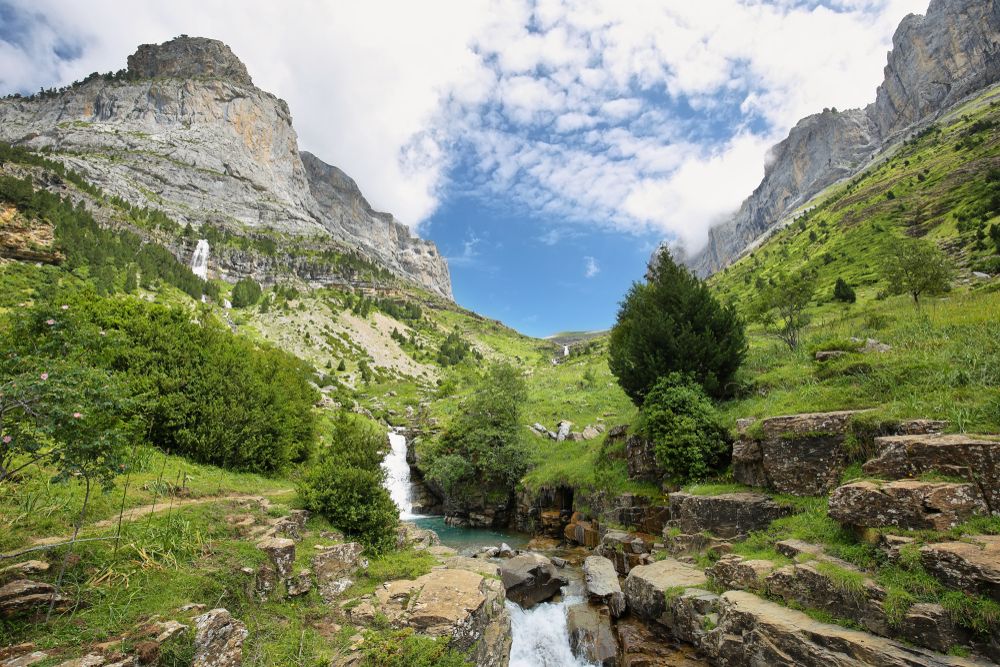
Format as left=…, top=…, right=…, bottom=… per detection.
left=508, top=596, right=594, bottom=667
left=190, top=239, right=210, bottom=280
left=563, top=345, right=569, bottom=357
left=383, top=431, right=414, bottom=519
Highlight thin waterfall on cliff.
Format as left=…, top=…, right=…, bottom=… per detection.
left=190, top=239, right=210, bottom=280
left=383, top=430, right=414, bottom=519
left=508, top=595, right=594, bottom=667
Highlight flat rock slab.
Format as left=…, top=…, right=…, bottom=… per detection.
left=623, top=558, right=707, bottom=623
left=920, top=536, right=1000, bottom=602
left=583, top=555, right=626, bottom=618
left=829, top=480, right=988, bottom=531
left=667, top=491, right=793, bottom=538
left=707, top=554, right=775, bottom=591
left=864, top=434, right=1000, bottom=511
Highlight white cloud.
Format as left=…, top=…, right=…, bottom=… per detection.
left=0, top=0, right=928, bottom=250
left=584, top=256, right=600, bottom=278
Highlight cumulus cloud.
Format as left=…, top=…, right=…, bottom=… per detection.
left=584, top=256, right=600, bottom=278
left=0, top=0, right=927, bottom=249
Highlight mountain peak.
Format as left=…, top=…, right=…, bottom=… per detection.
left=126, top=35, right=253, bottom=86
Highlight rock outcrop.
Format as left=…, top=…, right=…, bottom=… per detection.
left=498, top=553, right=567, bottom=608
left=682, top=0, right=1000, bottom=277
left=920, top=536, right=1000, bottom=601
left=192, top=609, right=247, bottom=667
left=0, top=36, right=453, bottom=298
left=623, top=558, right=708, bottom=623
left=666, top=491, right=793, bottom=539
left=829, top=479, right=988, bottom=531
left=582, top=555, right=626, bottom=618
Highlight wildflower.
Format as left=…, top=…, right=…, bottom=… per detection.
left=46, top=319, right=55, bottom=326
left=40, top=373, right=49, bottom=381
left=2, top=435, right=11, bottom=444
left=73, top=412, right=83, bottom=419
left=61, top=305, right=69, bottom=310
left=99, top=330, right=107, bottom=336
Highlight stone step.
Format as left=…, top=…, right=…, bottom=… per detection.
left=829, top=479, right=988, bottom=531
left=920, top=535, right=1000, bottom=602
left=623, top=558, right=708, bottom=623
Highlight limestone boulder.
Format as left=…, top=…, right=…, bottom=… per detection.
left=192, top=609, right=247, bottom=667
left=667, top=491, right=792, bottom=538
left=498, top=553, right=567, bottom=608
left=566, top=603, right=618, bottom=666
left=583, top=556, right=626, bottom=618
left=863, top=434, right=1000, bottom=512
left=312, top=542, right=366, bottom=602
left=920, top=536, right=1000, bottom=601
left=829, top=480, right=988, bottom=531
left=707, top=554, right=775, bottom=591
left=623, top=558, right=708, bottom=623
left=256, top=537, right=296, bottom=578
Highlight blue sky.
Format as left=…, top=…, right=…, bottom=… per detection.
left=0, top=0, right=927, bottom=336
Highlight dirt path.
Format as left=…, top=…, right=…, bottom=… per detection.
left=30, top=488, right=294, bottom=546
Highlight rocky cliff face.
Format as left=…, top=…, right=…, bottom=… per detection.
left=686, top=0, right=1000, bottom=277
left=0, top=36, right=453, bottom=298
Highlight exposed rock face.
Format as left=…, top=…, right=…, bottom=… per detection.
left=311, top=542, right=367, bottom=602
left=863, top=434, right=1000, bottom=512
left=683, top=0, right=1000, bottom=277
left=829, top=480, right=988, bottom=531
left=192, top=609, right=247, bottom=667
left=0, top=579, right=68, bottom=619
left=498, top=552, right=567, bottom=608
left=666, top=491, right=793, bottom=539
left=255, top=537, right=296, bottom=578
left=372, top=568, right=511, bottom=667
left=583, top=555, right=626, bottom=618
left=920, top=536, right=1000, bottom=601
left=706, top=554, right=774, bottom=591
left=566, top=603, right=619, bottom=666
left=623, top=558, right=708, bottom=623
left=0, top=36, right=453, bottom=299
left=597, top=530, right=655, bottom=575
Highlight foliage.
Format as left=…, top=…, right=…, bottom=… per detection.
left=361, top=628, right=467, bottom=667
left=635, top=374, right=730, bottom=483
left=751, top=269, right=818, bottom=350
left=298, top=414, right=398, bottom=554
left=4, top=285, right=318, bottom=474
left=833, top=277, right=856, bottom=303
left=882, top=236, right=954, bottom=304
left=436, top=329, right=475, bottom=367
left=230, top=277, right=262, bottom=308
left=609, top=247, right=746, bottom=402
left=424, top=363, right=529, bottom=501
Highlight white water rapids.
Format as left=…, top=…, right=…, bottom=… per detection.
left=383, top=430, right=414, bottom=519
left=508, top=595, right=595, bottom=667
left=190, top=239, right=210, bottom=280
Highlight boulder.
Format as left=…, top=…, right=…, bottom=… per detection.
left=920, top=536, right=1000, bottom=601
left=732, top=410, right=867, bottom=495
left=709, top=590, right=977, bottom=667
left=625, top=435, right=658, bottom=482
left=666, top=491, right=792, bottom=538
left=286, top=569, right=312, bottom=597
left=707, top=554, right=774, bottom=591
left=581, top=425, right=601, bottom=440
left=566, top=603, right=618, bottom=666
left=623, top=558, right=708, bottom=623
left=497, top=542, right=515, bottom=559
left=374, top=568, right=511, bottom=667
left=0, top=579, right=68, bottom=619
left=597, top=530, right=656, bottom=575
left=255, top=537, right=296, bottom=578
left=863, top=434, right=1000, bottom=511
left=192, top=609, right=247, bottom=667
left=764, top=561, right=889, bottom=636
left=398, top=522, right=441, bottom=549
left=556, top=420, right=572, bottom=442
left=829, top=480, right=988, bottom=531
left=312, top=542, right=366, bottom=602
left=271, top=509, right=309, bottom=540
left=662, top=587, right=721, bottom=646
left=563, top=517, right=601, bottom=548
left=583, top=556, right=626, bottom=618
left=498, top=553, right=567, bottom=608
left=898, top=603, right=969, bottom=654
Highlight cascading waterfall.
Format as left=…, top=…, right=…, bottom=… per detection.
left=383, top=430, right=414, bottom=519
left=190, top=239, right=210, bottom=280
left=508, top=595, right=595, bottom=667
left=563, top=345, right=570, bottom=357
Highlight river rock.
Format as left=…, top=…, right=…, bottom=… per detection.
left=374, top=568, right=511, bottom=667
left=583, top=556, right=626, bottom=618
left=192, top=609, right=247, bottom=667
left=497, top=543, right=515, bottom=558
left=829, top=480, right=988, bottom=531
left=255, top=537, right=296, bottom=579
left=863, top=434, right=1000, bottom=511
left=666, top=491, right=792, bottom=538
left=764, top=561, right=889, bottom=636
left=566, top=603, right=618, bottom=666
left=920, top=535, right=1000, bottom=601
left=499, top=553, right=567, bottom=608
left=0, top=579, right=68, bottom=619
left=312, top=542, right=366, bottom=602
left=623, top=558, right=708, bottom=623
left=707, top=554, right=775, bottom=591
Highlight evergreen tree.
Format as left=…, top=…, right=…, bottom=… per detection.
left=833, top=277, right=856, bottom=303
left=231, top=277, right=262, bottom=308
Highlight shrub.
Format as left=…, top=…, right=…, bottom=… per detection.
left=231, top=277, right=262, bottom=308
left=635, top=374, right=730, bottom=483
left=833, top=277, right=856, bottom=303
left=609, top=248, right=746, bottom=402
left=298, top=414, right=399, bottom=554
left=882, top=236, right=953, bottom=304
left=751, top=268, right=818, bottom=350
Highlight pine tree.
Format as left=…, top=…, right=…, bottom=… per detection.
left=833, top=277, right=856, bottom=303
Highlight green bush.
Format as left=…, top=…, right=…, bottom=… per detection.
left=635, top=374, right=730, bottom=483
left=609, top=247, right=746, bottom=402
left=833, top=277, right=857, bottom=303
left=231, top=277, right=262, bottom=308
left=298, top=414, right=399, bottom=554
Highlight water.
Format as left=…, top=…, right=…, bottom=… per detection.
left=383, top=431, right=414, bottom=519
left=508, top=596, right=594, bottom=667
left=563, top=345, right=569, bottom=357
left=410, top=515, right=531, bottom=553
left=190, top=239, right=210, bottom=280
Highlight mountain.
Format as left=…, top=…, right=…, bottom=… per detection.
left=685, top=0, right=1000, bottom=277
left=0, top=35, right=452, bottom=298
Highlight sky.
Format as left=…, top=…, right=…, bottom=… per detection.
left=0, top=0, right=928, bottom=336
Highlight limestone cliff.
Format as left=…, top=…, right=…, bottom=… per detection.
left=0, top=36, right=453, bottom=298
left=686, top=0, right=1000, bottom=277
